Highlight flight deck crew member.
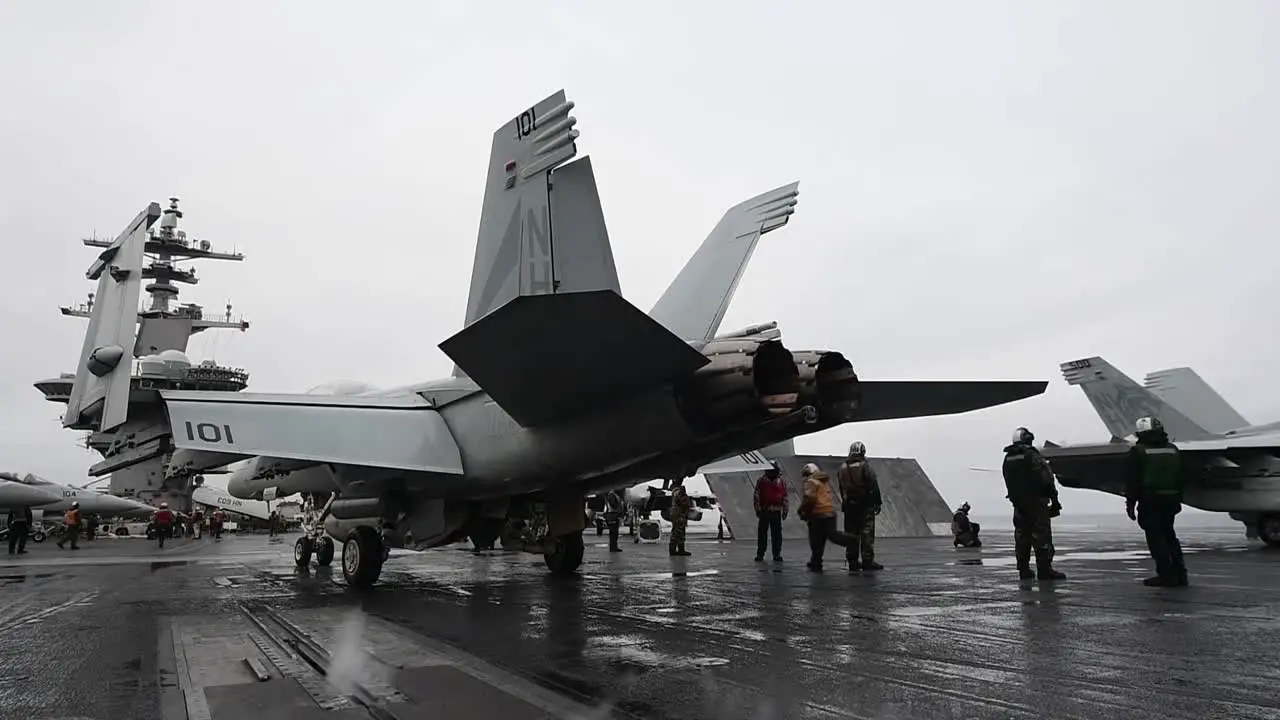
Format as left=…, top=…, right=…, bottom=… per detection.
left=668, top=483, right=693, bottom=556
left=1125, top=416, right=1189, bottom=587
left=154, top=503, right=175, bottom=549
left=604, top=489, right=625, bottom=552
left=797, top=463, right=853, bottom=572
left=57, top=502, right=82, bottom=550
left=7, top=506, right=32, bottom=554
left=838, top=442, right=884, bottom=572
left=753, top=461, right=788, bottom=562
left=1001, top=428, right=1065, bottom=581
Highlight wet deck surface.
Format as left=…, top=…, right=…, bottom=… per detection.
left=2, top=525, right=1277, bottom=719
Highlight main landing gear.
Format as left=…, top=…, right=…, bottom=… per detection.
left=294, top=535, right=335, bottom=567
left=341, top=526, right=385, bottom=589
left=543, top=532, right=585, bottom=576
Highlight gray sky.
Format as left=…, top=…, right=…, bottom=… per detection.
left=3, top=1, right=1278, bottom=514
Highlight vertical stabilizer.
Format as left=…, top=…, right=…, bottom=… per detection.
left=456, top=90, right=623, bottom=377
left=1060, top=356, right=1213, bottom=442
left=649, top=183, right=800, bottom=342
left=1143, top=367, right=1250, bottom=434
left=63, top=203, right=162, bottom=431
left=460, top=90, right=621, bottom=326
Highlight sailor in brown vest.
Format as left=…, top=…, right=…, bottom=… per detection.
left=837, top=442, right=884, bottom=571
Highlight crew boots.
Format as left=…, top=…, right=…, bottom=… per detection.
left=1035, top=550, right=1065, bottom=581
left=1016, top=547, right=1035, bottom=579
left=668, top=542, right=690, bottom=557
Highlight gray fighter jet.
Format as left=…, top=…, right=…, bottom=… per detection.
left=0, top=474, right=61, bottom=508
left=0, top=472, right=155, bottom=518
left=1041, top=356, right=1280, bottom=545
left=60, top=89, right=1047, bottom=587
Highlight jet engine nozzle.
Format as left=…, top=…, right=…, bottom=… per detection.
left=673, top=338, right=801, bottom=434
left=792, top=350, right=860, bottom=424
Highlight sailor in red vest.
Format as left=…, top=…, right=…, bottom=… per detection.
left=753, top=461, right=789, bottom=562
left=153, top=502, right=175, bottom=549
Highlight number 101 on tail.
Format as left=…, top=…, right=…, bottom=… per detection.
left=185, top=421, right=235, bottom=445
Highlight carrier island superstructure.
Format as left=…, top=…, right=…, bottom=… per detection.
left=34, top=198, right=250, bottom=510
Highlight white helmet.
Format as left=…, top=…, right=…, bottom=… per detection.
left=1135, top=416, right=1162, bottom=434
left=801, top=462, right=821, bottom=477
left=848, top=441, right=866, bottom=457
left=1012, top=427, right=1034, bottom=444
left=160, top=502, right=169, bottom=509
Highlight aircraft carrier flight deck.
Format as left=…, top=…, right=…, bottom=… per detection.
left=1, top=523, right=1276, bottom=720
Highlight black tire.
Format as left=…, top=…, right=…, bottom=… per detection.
left=544, top=533, right=585, bottom=576
left=342, top=526, right=384, bottom=588
left=1259, top=515, right=1280, bottom=548
left=31, top=530, right=46, bottom=543
left=315, top=536, right=335, bottom=566
left=294, top=536, right=313, bottom=567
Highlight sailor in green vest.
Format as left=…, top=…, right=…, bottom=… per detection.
left=1001, top=427, right=1065, bottom=581
left=1125, top=416, right=1189, bottom=587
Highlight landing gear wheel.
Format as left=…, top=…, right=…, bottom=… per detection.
left=31, top=530, right=46, bottom=543
left=1259, top=515, right=1280, bottom=548
left=544, top=533, right=585, bottom=576
left=315, top=536, right=335, bottom=566
left=342, top=526, right=384, bottom=588
left=294, top=536, right=313, bottom=567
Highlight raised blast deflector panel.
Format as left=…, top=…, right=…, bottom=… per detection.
left=462, top=89, right=582, bottom=329
left=706, top=455, right=951, bottom=540
left=439, top=289, right=710, bottom=427
left=548, top=155, right=622, bottom=296
left=851, top=380, right=1047, bottom=422
left=649, top=182, right=800, bottom=342
left=63, top=203, right=162, bottom=431
left=160, top=390, right=464, bottom=474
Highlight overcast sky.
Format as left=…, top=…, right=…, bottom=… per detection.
left=2, top=2, right=1278, bottom=515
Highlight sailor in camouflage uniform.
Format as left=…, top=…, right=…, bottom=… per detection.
left=838, top=441, right=884, bottom=571
left=668, top=482, right=693, bottom=557
left=1001, top=427, right=1065, bottom=581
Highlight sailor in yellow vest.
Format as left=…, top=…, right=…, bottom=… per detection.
left=797, top=463, right=854, bottom=572
left=56, top=502, right=82, bottom=550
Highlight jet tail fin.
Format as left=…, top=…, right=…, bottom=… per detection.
left=649, top=183, right=800, bottom=342
left=459, top=90, right=621, bottom=329
left=1060, top=357, right=1213, bottom=441
left=1143, top=367, right=1249, bottom=434
left=63, top=203, right=162, bottom=432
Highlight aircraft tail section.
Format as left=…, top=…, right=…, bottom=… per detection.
left=1060, top=357, right=1213, bottom=442
left=1143, top=367, right=1250, bottom=434
left=63, top=203, right=163, bottom=432
left=649, top=183, right=800, bottom=342
left=459, top=90, right=621, bottom=340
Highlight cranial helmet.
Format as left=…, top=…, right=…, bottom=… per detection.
left=1012, top=427, right=1034, bottom=444
left=71, top=502, right=79, bottom=508
left=1135, top=416, right=1163, bottom=434
left=849, top=441, right=866, bottom=457
left=765, top=460, right=780, bottom=477
left=801, top=463, right=820, bottom=477
left=161, top=502, right=169, bottom=509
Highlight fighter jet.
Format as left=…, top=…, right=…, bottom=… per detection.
left=191, top=482, right=271, bottom=522
left=1040, top=356, right=1280, bottom=545
left=60, top=88, right=1047, bottom=588
left=0, top=474, right=61, bottom=508
left=0, top=472, right=154, bottom=517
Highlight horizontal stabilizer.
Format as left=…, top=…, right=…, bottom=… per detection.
left=650, top=183, right=800, bottom=342
left=852, top=380, right=1048, bottom=422
left=160, top=390, right=464, bottom=474
left=440, top=290, right=710, bottom=427
left=696, top=449, right=774, bottom=475
left=63, top=203, right=162, bottom=431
